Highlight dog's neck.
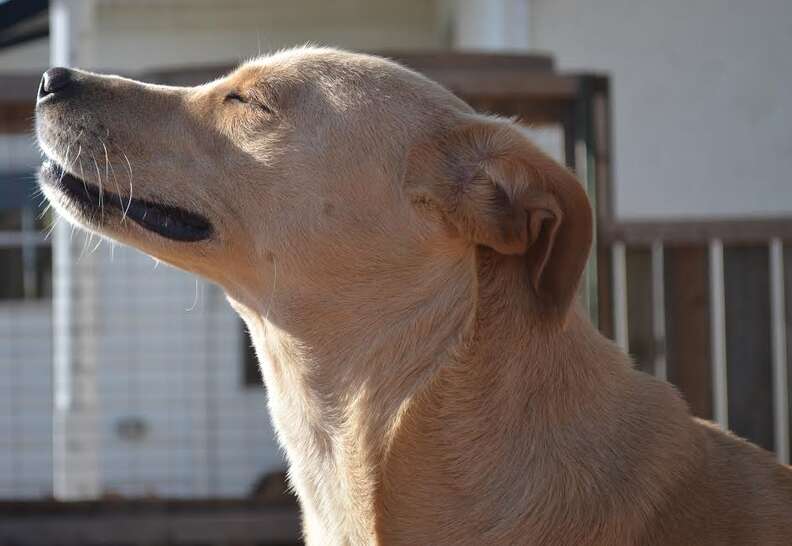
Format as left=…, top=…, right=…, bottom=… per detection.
left=231, top=248, right=477, bottom=541
left=230, top=248, right=696, bottom=544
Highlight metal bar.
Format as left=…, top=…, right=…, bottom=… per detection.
left=51, top=0, right=76, bottom=500
left=770, top=238, right=789, bottom=463
left=612, top=242, right=629, bottom=352
left=651, top=241, right=667, bottom=381
left=51, top=0, right=101, bottom=500
left=709, top=239, right=729, bottom=428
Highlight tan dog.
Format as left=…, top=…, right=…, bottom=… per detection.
left=36, top=47, right=792, bottom=545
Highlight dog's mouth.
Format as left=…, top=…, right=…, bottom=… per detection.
left=39, top=159, right=213, bottom=242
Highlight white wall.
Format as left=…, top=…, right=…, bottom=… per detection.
left=92, top=0, right=444, bottom=71
left=530, top=0, right=792, bottom=219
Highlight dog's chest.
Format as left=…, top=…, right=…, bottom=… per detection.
left=267, top=382, right=379, bottom=544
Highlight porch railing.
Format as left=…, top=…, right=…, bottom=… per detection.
left=601, top=219, right=792, bottom=463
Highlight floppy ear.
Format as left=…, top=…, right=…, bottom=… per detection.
left=406, top=115, right=593, bottom=323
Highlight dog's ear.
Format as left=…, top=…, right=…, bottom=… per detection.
left=406, top=115, right=593, bottom=323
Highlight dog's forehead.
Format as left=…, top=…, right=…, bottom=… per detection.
left=233, top=48, right=368, bottom=83
left=219, top=47, right=470, bottom=125
left=223, top=63, right=278, bottom=91
left=219, top=49, right=370, bottom=106
left=221, top=48, right=427, bottom=118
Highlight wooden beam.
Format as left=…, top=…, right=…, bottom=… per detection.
left=664, top=245, right=713, bottom=420
left=604, top=218, right=792, bottom=246
left=0, top=500, right=301, bottom=546
left=0, top=102, right=35, bottom=133
left=377, top=51, right=555, bottom=73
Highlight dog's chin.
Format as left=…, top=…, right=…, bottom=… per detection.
left=38, top=159, right=214, bottom=243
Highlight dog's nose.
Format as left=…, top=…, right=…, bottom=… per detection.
left=38, top=67, right=72, bottom=99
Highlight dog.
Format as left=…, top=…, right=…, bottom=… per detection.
left=36, top=47, right=792, bottom=545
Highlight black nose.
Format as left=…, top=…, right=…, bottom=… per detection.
left=38, top=67, right=72, bottom=99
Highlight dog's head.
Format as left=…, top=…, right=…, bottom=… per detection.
left=36, top=47, right=591, bottom=323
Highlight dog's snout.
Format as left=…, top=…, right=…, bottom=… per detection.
left=38, top=67, right=72, bottom=100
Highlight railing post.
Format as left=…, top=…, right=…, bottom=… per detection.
left=709, top=239, right=729, bottom=429
left=769, top=238, right=789, bottom=464
left=612, top=242, right=629, bottom=352
left=651, top=241, right=667, bottom=381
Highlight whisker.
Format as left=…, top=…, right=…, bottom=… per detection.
left=66, top=145, right=83, bottom=189
left=44, top=215, right=60, bottom=240
left=121, top=151, right=134, bottom=217
left=79, top=231, right=92, bottom=261
left=186, top=279, right=200, bottom=312
left=101, top=139, right=126, bottom=221
left=78, top=155, right=87, bottom=195
left=91, top=155, right=104, bottom=220
left=58, top=137, right=74, bottom=181
left=58, top=130, right=84, bottom=185
left=90, top=235, right=103, bottom=254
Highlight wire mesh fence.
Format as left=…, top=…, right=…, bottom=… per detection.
left=1, top=133, right=55, bottom=500
left=0, top=131, right=284, bottom=501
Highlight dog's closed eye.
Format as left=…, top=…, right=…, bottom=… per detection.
left=225, top=92, right=247, bottom=103
left=225, top=92, right=273, bottom=114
